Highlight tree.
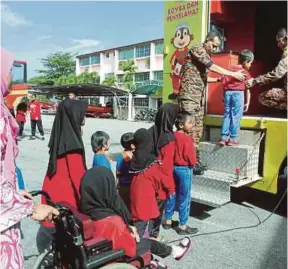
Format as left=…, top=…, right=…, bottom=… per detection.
left=102, top=76, right=117, bottom=87
left=28, top=75, right=54, bottom=86
left=119, top=60, right=137, bottom=91
left=77, top=71, right=100, bottom=84
left=54, top=71, right=100, bottom=86
left=36, top=52, right=76, bottom=79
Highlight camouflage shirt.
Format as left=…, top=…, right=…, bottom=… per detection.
left=255, top=47, right=287, bottom=90
left=179, top=44, right=214, bottom=106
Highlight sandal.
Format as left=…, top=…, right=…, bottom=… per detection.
left=162, top=220, right=179, bottom=230
left=175, top=237, right=192, bottom=261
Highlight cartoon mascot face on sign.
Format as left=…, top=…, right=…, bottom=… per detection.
left=169, top=22, right=194, bottom=99
left=172, top=23, right=193, bottom=50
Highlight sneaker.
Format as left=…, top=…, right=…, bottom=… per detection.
left=176, top=225, right=199, bottom=235
left=162, top=220, right=179, bottom=230
left=218, top=139, right=227, bottom=146
left=30, top=136, right=36, bottom=140
left=227, top=140, right=239, bottom=146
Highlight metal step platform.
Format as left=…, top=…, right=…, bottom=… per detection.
left=199, top=142, right=260, bottom=177
left=192, top=170, right=262, bottom=207
left=192, top=128, right=263, bottom=207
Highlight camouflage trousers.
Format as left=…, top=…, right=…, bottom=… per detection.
left=259, top=88, right=287, bottom=110
left=178, top=98, right=204, bottom=144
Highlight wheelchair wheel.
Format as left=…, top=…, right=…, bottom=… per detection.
left=100, top=263, right=137, bottom=269
left=32, top=247, right=55, bottom=269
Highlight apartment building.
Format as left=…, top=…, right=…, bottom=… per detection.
left=75, top=39, right=164, bottom=119
left=75, top=38, right=164, bottom=88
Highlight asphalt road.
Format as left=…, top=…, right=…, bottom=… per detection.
left=18, top=115, right=287, bottom=269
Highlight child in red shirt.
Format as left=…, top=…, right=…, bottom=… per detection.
left=164, top=111, right=199, bottom=235
left=148, top=103, right=179, bottom=240
left=130, top=128, right=191, bottom=266
left=15, top=102, right=28, bottom=140
left=29, top=95, right=45, bottom=140
left=219, top=49, right=254, bottom=146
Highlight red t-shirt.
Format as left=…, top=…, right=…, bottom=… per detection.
left=157, top=141, right=176, bottom=200
left=222, top=65, right=251, bottom=91
left=29, top=100, right=42, bottom=120
left=130, top=162, right=172, bottom=221
left=16, top=110, right=26, bottom=123
left=174, top=131, right=197, bottom=166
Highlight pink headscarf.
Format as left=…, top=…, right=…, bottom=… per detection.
left=1, top=47, right=14, bottom=97
left=1, top=47, right=18, bottom=139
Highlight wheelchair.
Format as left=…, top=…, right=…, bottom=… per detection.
left=31, top=190, right=151, bottom=269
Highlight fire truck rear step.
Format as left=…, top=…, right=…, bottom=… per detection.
left=192, top=170, right=262, bottom=207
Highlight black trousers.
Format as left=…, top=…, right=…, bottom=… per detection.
left=135, top=220, right=172, bottom=259
left=17, top=122, right=25, bottom=136
left=31, top=119, right=44, bottom=136
left=150, top=200, right=166, bottom=238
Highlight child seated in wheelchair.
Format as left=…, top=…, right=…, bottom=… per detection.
left=80, top=164, right=191, bottom=269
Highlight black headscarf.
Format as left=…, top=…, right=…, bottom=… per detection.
left=80, top=166, right=133, bottom=226
left=47, top=98, right=87, bottom=178
left=16, top=102, right=28, bottom=112
left=149, top=103, right=179, bottom=156
left=130, top=128, right=157, bottom=172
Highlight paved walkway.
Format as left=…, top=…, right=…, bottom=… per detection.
left=18, top=115, right=287, bottom=269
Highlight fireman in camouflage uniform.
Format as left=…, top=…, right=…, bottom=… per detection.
left=178, top=31, right=246, bottom=149
left=246, top=28, right=287, bottom=110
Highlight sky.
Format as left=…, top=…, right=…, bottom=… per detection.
left=1, top=1, right=165, bottom=78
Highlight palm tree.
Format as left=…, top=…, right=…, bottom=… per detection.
left=119, top=60, right=137, bottom=91
left=102, top=76, right=117, bottom=87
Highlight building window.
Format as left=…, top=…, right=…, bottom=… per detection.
left=117, top=74, right=124, bottom=83
left=105, top=53, right=110, bottom=58
left=154, top=71, right=163, bottom=81
left=119, top=48, right=134, bottom=60
left=133, top=97, right=149, bottom=107
left=135, top=72, right=150, bottom=83
left=91, top=54, right=100, bottom=65
left=136, top=45, right=150, bottom=58
left=80, top=57, right=90, bottom=66
left=155, top=43, right=164, bottom=55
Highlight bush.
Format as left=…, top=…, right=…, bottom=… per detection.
left=134, top=109, right=157, bottom=122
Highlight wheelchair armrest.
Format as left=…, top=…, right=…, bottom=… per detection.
left=86, top=249, right=125, bottom=269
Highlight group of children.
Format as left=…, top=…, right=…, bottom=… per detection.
left=15, top=94, right=45, bottom=141
left=90, top=103, right=199, bottom=238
